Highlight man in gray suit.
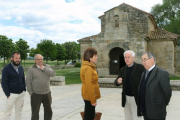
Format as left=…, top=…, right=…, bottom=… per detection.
left=138, top=51, right=172, bottom=120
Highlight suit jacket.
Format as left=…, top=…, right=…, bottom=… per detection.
left=138, top=66, right=172, bottom=119
left=114, top=62, right=145, bottom=116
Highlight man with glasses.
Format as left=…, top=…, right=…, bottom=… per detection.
left=114, top=50, right=145, bottom=120
left=138, top=51, right=172, bottom=120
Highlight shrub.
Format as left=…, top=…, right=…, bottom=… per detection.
left=75, top=63, right=81, bottom=67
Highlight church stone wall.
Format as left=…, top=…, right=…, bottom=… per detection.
left=99, top=4, right=150, bottom=39
left=79, top=3, right=177, bottom=77
left=99, top=8, right=129, bottom=40
left=175, top=46, right=180, bottom=72
left=148, top=40, right=174, bottom=74
left=80, top=42, right=92, bottom=60
left=88, top=4, right=151, bottom=77
left=91, top=39, right=147, bottom=77
left=148, top=16, right=156, bottom=34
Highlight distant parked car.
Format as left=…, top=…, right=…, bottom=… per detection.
left=67, top=60, right=77, bottom=65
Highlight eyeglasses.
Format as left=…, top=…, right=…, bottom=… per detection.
left=141, top=58, right=151, bottom=63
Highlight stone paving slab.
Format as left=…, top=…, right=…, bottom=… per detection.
left=0, top=84, right=180, bottom=120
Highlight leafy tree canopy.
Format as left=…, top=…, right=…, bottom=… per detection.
left=62, top=41, right=80, bottom=64
left=151, top=0, right=180, bottom=45
left=56, top=43, right=66, bottom=65
left=37, top=39, right=57, bottom=63
left=15, top=38, right=30, bottom=60
left=0, top=35, right=15, bottom=66
left=29, top=48, right=42, bottom=58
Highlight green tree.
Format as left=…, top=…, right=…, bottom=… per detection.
left=76, top=43, right=80, bottom=60
left=62, top=42, right=80, bottom=64
left=0, top=35, right=15, bottom=66
left=6, top=39, right=16, bottom=63
left=29, top=48, right=42, bottom=59
left=15, top=38, right=30, bottom=66
left=37, top=39, right=57, bottom=64
left=69, top=42, right=78, bottom=61
left=62, top=42, right=71, bottom=64
left=151, top=0, right=180, bottom=45
left=56, top=43, right=65, bottom=65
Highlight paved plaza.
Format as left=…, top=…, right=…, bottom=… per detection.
left=0, top=84, right=180, bottom=120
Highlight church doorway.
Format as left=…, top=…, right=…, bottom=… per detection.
left=109, top=47, right=126, bottom=75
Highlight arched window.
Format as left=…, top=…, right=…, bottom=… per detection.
left=113, top=15, right=119, bottom=27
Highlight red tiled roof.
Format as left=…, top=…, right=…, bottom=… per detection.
left=146, top=31, right=177, bottom=40
left=157, top=28, right=180, bottom=37
left=77, top=37, right=91, bottom=42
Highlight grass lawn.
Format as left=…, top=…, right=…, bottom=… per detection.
left=24, top=67, right=82, bottom=85
left=0, top=60, right=66, bottom=68
left=55, top=68, right=81, bottom=85
left=169, top=76, right=180, bottom=80
left=0, top=60, right=81, bottom=85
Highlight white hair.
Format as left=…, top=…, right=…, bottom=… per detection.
left=34, top=54, right=43, bottom=60
left=123, top=50, right=135, bottom=57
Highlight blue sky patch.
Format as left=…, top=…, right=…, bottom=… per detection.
left=0, top=19, right=31, bottom=30
left=65, top=0, right=75, bottom=3
left=0, top=19, right=15, bottom=26
left=69, top=19, right=83, bottom=24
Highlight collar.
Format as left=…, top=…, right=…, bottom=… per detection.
left=127, top=62, right=134, bottom=67
left=148, top=64, right=155, bottom=72
left=82, top=60, right=96, bottom=69
left=36, top=64, right=40, bottom=68
left=33, top=63, right=46, bottom=68
left=11, top=62, right=19, bottom=69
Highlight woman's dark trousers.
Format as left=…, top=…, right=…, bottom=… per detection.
left=83, top=100, right=95, bottom=120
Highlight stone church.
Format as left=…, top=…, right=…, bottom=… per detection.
left=78, top=3, right=180, bottom=77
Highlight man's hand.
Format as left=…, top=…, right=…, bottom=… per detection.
left=117, top=78, right=123, bottom=84
left=7, top=96, right=9, bottom=99
left=39, top=65, right=44, bottom=70
left=92, top=103, right=97, bottom=106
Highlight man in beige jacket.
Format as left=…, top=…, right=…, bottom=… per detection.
left=26, top=54, right=56, bottom=120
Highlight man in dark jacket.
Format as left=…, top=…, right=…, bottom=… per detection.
left=1, top=52, right=26, bottom=120
left=114, top=50, right=144, bottom=120
left=139, top=52, right=172, bottom=120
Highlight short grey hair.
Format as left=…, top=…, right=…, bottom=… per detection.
left=34, top=54, right=43, bottom=60
left=143, top=51, right=156, bottom=62
left=124, top=50, right=135, bottom=57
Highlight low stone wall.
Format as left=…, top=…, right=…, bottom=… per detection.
left=170, top=80, right=180, bottom=91
left=98, top=78, right=180, bottom=91
left=0, top=75, right=65, bottom=86
left=50, top=76, right=65, bottom=86
left=98, top=78, right=121, bottom=88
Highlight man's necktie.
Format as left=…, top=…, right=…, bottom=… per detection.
left=145, top=70, right=149, bottom=80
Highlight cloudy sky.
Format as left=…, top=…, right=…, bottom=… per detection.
left=0, top=0, right=163, bottom=48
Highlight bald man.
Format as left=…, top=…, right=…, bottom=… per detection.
left=26, top=54, right=56, bottom=120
